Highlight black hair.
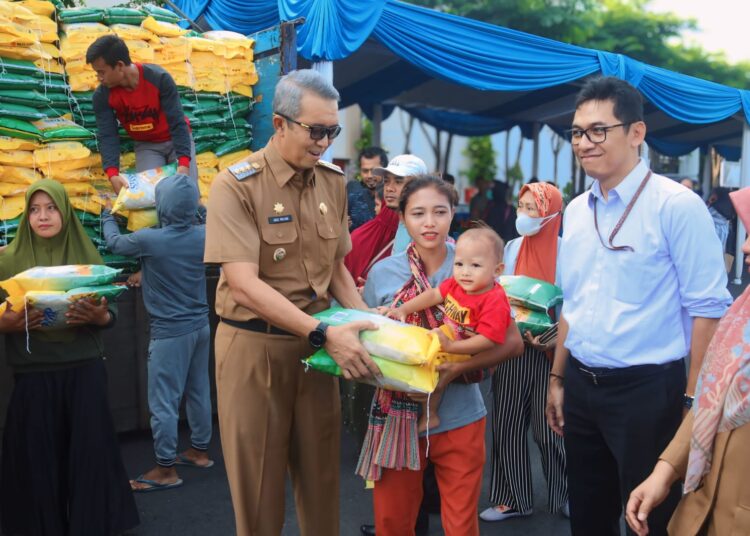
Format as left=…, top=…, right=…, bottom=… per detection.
left=398, top=174, right=455, bottom=214
left=86, top=35, right=132, bottom=67
left=575, top=76, right=644, bottom=126
left=358, top=146, right=388, bottom=167
left=442, top=173, right=455, bottom=184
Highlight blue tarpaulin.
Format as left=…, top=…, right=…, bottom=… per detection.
left=171, top=0, right=749, bottom=158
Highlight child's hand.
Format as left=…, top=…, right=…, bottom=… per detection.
left=382, top=307, right=406, bottom=322
left=432, top=327, right=454, bottom=352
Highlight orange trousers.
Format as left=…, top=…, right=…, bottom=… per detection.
left=373, top=418, right=486, bottom=536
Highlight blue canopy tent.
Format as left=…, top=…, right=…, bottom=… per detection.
left=170, top=0, right=750, bottom=282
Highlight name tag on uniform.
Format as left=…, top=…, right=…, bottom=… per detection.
left=268, top=215, right=293, bottom=224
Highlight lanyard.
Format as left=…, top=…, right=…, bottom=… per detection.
left=593, top=170, right=652, bottom=252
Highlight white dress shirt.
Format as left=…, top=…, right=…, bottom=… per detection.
left=559, top=159, right=732, bottom=368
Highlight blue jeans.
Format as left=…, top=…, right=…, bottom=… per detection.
left=148, top=324, right=212, bottom=467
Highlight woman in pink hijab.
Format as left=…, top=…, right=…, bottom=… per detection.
left=626, top=186, right=750, bottom=536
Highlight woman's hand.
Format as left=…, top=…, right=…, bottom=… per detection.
left=524, top=330, right=555, bottom=352
left=66, top=297, right=111, bottom=327
left=0, top=302, right=43, bottom=333
left=625, top=461, right=680, bottom=536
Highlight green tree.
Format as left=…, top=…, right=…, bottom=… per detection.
left=462, top=136, right=497, bottom=184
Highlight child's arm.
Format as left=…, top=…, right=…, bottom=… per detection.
left=102, top=210, right=145, bottom=258
left=390, top=287, right=443, bottom=320
left=438, top=331, right=496, bottom=355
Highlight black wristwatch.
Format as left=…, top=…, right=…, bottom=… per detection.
left=683, top=393, right=695, bottom=410
left=308, top=322, right=329, bottom=349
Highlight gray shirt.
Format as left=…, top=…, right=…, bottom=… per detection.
left=363, top=243, right=487, bottom=436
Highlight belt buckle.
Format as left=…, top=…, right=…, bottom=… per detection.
left=579, top=367, right=599, bottom=386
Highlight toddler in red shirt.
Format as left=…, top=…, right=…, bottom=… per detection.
left=389, top=226, right=512, bottom=432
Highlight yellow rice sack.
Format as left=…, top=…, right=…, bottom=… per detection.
left=197, top=167, right=216, bottom=185
left=33, top=142, right=91, bottom=165
left=217, top=150, right=252, bottom=171
left=141, top=16, right=188, bottom=37
left=0, top=137, right=40, bottom=151
left=0, top=195, right=25, bottom=219
left=27, top=14, right=57, bottom=43
left=0, top=150, right=34, bottom=167
left=125, top=209, right=158, bottom=231
left=34, top=58, right=65, bottom=75
left=124, top=40, right=154, bottom=62
left=39, top=154, right=101, bottom=174
left=69, top=195, right=103, bottom=215
left=0, top=20, right=38, bottom=45
left=61, top=23, right=112, bottom=44
left=16, top=0, right=56, bottom=17
left=195, top=151, right=217, bottom=168
left=0, top=182, right=27, bottom=196
left=0, top=43, right=50, bottom=61
left=0, top=165, right=42, bottom=184
left=110, top=23, right=157, bottom=43
left=111, top=163, right=176, bottom=214
left=62, top=182, right=97, bottom=197
left=120, top=152, right=136, bottom=169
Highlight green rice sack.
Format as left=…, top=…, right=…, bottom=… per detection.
left=0, top=117, right=41, bottom=140
left=0, top=73, right=40, bottom=91
left=0, top=103, right=51, bottom=121
left=32, top=117, right=94, bottom=142
left=2, top=265, right=122, bottom=294
left=498, top=275, right=562, bottom=312
left=512, top=305, right=554, bottom=336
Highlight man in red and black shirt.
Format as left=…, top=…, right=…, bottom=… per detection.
left=87, top=35, right=197, bottom=194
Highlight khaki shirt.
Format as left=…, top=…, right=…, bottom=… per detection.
left=204, top=140, right=351, bottom=321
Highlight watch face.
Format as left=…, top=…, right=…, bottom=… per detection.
left=309, top=329, right=326, bottom=348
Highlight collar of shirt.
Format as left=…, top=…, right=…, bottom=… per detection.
left=588, top=158, right=649, bottom=208
left=264, top=139, right=315, bottom=188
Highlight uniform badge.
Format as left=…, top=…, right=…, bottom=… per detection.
left=319, top=202, right=328, bottom=215
left=273, top=202, right=284, bottom=214
left=227, top=162, right=258, bottom=181
left=315, top=160, right=344, bottom=175
left=273, top=248, right=286, bottom=262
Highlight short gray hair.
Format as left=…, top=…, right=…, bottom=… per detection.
left=273, top=69, right=340, bottom=119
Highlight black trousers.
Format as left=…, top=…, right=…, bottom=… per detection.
left=563, top=357, right=685, bottom=536
left=1, top=359, right=139, bottom=536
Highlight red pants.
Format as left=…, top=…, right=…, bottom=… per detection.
left=373, top=418, right=486, bottom=536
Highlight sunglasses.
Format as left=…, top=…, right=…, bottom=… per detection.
left=275, top=112, right=342, bottom=141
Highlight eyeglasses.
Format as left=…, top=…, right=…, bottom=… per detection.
left=566, top=123, right=630, bottom=145
left=275, top=112, right=341, bottom=141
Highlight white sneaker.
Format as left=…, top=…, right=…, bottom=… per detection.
left=479, top=505, right=533, bottom=522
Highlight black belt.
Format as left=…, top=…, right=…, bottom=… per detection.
left=220, top=317, right=295, bottom=337
left=570, top=356, right=683, bottom=386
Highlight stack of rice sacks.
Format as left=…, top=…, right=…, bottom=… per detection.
left=61, top=4, right=257, bottom=209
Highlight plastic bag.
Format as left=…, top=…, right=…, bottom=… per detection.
left=304, top=349, right=438, bottom=394
left=16, top=0, right=56, bottom=17
left=25, top=285, right=126, bottom=329
left=111, top=162, right=176, bottom=214
left=0, top=103, right=49, bottom=121
left=0, top=136, right=40, bottom=151
left=104, top=8, right=146, bottom=26
left=498, top=275, right=562, bottom=312
left=0, top=116, right=41, bottom=140
left=141, top=4, right=180, bottom=24
left=57, top=7, right=105, bottom=24
left=33, top=142, right=91, bottom=165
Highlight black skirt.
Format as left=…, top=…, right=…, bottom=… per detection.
left=1, top=359, right=139, bottom=536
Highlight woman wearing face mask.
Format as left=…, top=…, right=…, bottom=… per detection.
left=480, top=182, right=569, bottom=523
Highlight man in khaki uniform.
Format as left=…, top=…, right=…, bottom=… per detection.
left=204, top=69, right=380, bottom=536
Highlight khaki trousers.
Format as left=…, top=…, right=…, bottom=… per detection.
left=215, top=323, right=341, bottom=536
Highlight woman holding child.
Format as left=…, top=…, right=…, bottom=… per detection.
left=481, top=182, right=569, bottom=522
left=357, top=175, right=523, bottom=536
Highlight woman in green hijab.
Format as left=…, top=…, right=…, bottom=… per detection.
left=0, top=180, right=139, bottom=536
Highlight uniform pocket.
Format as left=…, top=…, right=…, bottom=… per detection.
left=261, top=222, right=298, bottom=244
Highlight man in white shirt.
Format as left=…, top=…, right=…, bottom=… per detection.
left=545, top=76, right=732, bottom=536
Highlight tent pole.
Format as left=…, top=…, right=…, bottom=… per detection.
left=734, top=123, right=750, bottom=284
left=313, top=61, right=334, bottom=161
left=701, top=146, right=712, bottom=201
left=531, top=122, right=540, bottom=179
left=372, top=104, right=383, bottom=147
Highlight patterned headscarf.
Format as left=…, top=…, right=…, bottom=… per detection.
left=514, top=182, right=562, bottom=283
